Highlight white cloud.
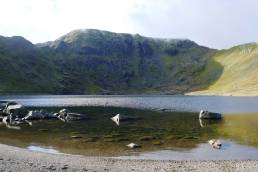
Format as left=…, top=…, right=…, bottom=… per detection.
left=0, top=0, right=257, bottom=49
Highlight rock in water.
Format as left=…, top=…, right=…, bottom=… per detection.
left=111, top=114, right=138, bottom=126
left=3, top=102, right=28, bottom=118
left=57, top=109, right=86, bottom=122
left=127, top=143, right=141, bottom=148
left=199, top=110, right=222, bottom=119
left=23, top=110, right=56, bottom=120
left=65, top=113, right=86, bottom=121
left=208, top=139, right=222, bottom=149
left=23, top=111, right=44, bottom=120
left=111, top=114, right=120, bottom=126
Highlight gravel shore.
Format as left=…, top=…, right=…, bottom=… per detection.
left=0, top=143, right=257, bottom=172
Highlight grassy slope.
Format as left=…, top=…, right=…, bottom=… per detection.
left=188, top=43, right=258, bottom=96
left=0, top=36, right=60, bottom=94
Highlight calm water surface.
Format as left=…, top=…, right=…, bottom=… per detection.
left=0, top=95, right=258, bottom=160
left=1, top=95, right=258, bottom=113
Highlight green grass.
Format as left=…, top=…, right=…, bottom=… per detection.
left=189, top=43, right=258, bottom=96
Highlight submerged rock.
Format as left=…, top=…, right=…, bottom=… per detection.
left=153, top=141, right=164, bottom=145
left=116, top=138, right=129, bottom=142
left=127, top=143, right=141, bottom=148
left=57, top=109, right=86, bottom=122
left=23, top=110, right=56, bottom=120
left=71, top=135, right=83, bottom=139
left=199, top=110, right=222, bottom=119
left=83, top=137, right=97, bottom=142
left=39, top=129, right=49, bottom=132
left=139, top=136, right=156, bottom=141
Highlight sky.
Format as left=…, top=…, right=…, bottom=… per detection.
left=0, top=0, right=257, bottom=49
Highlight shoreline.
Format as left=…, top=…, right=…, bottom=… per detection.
left=0, top=143, right=257, bottom=172
left=0, top=93, right=258, bottom=97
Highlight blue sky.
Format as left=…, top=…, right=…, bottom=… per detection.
left=0, top=0, right=257, bottom=49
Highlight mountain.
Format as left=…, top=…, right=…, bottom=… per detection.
left=0, top=36, right=60, bottom=93
left=0, top=29, right=257, bottom=95
left=40, top=29, right=215, bottom=94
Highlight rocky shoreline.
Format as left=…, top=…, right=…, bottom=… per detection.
left=0, top=143, right=257, bottom=172
left=0, top=101, right=87, bottom=129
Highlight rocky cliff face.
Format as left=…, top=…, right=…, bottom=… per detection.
left=2, top=29, right=250, bottom=95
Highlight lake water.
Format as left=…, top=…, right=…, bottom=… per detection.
left=0, top=95, right=258, bottom=160
left=1, top=95, right=258, bottom=113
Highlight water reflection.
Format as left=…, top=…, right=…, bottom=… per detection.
left=199, top=119, right=222, bottom=127
left=117, top=140, right=258, bottom=160
left=0, top=106, right=257, bottom=159
left=27, top=145, right=61, bottom=154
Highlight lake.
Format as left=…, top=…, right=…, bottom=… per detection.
left=2, top=95, right=258, bottom=113
left=0, top=95, right=258, bottom=160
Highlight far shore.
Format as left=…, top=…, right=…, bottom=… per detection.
left=0, top=143, right=257, bottom=172
left=186, top=91, right=258, bottom=97
left=0, top=92, right=258, bottom=97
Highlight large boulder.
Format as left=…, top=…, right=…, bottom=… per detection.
left=0, top=101, right=8, bottom=110
left=3, top=102, right=28, bottom=118
left=199, top=110, right=222, bottom=119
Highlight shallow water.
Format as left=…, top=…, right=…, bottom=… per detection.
left=0, top=106, right=258, bottom=159
left=0, top=95, right=258, bottom=160
left=117, top=140, right=258, bottom=160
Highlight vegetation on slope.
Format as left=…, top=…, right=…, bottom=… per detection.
left=189, top=43, right=258, bottom=96
left=38, top=29, right=214, bottom=94
left=0, top=36, right=60, bottom=94
left=0, top=29, right=257, bottom=95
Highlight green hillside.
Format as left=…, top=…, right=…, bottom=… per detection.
left=0, top=29, right=257, bottom=95
left=43, top=29, right=215, bottom=94
left=188, top=43, right=258, bottom=96
left=0, top=36, right=60, bottom=94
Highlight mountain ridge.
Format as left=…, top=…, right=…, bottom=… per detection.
left=0, top=29, right=257, bottom=95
